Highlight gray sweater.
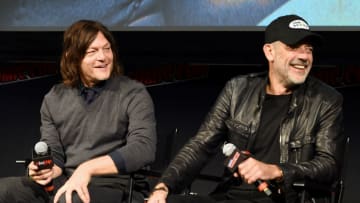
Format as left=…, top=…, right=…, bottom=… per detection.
left=39, top=76, right=156, bottom=176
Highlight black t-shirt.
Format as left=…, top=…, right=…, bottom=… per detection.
left=251, top=94, right=292, bottom=164
left=227, top=94, right=291, bottom=196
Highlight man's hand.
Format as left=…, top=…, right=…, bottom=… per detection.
left=53, top=164, right=91, bottom=203
left=52, top=155, right=119, bottom=203
left=28, top=161, right=54, bottom=186
left=235, top=157, right=283, bottom=184
left=147, top=183, right=169, bottom=203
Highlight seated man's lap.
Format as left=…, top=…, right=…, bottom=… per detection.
left=0, top=176, right=49, bottom=203
left=166, top=194, right=217, bottom=203
left=0, top=176, right=141, bottom=203
left=55, top=185, right=144, bottom=203
left=166, top=194, right=275, bottom=203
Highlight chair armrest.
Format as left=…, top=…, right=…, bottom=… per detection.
left=293, top=179, right=338, bottom=192
left=293, top=179, right=342, bottom=203
left=135, top=168, right=163, bottom=178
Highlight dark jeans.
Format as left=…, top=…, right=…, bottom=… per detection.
left=0, top=176, right=143, bottom=203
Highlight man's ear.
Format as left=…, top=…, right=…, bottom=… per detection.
left=263, top=43, right=274, bottom=62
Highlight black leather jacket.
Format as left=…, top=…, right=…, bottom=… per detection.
left=160, top=72, right=345, bottom=201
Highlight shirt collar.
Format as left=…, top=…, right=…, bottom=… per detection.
left=79, top=80, right=106, bottom=93
left=78, top=80, right=106, bottom=104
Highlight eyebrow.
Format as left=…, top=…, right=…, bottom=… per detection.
left=88, top=42, right=111, bottom=49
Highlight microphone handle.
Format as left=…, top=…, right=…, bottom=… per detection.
left=255, top=180, right=272, bottom=196
left=44, top=181, right=55, bottom=195
left=223, top=145, right=273, bottom=197
left=230, top=150, right=272, bottom=196
left=33, top=151, right=55, bottom=194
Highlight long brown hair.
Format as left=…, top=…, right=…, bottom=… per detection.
left=60, top=20, right=123, bottom=87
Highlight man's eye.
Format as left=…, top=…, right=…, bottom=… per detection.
left=86, top=50, right=96, bottom=54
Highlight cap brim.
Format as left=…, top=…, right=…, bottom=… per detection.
left=282, top=31, right=323, bottom=47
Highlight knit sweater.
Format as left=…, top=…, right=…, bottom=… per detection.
left=39, top=76, right=156, bottom=176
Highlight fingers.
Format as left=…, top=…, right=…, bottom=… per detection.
left=76, top=186, right=90, bottom=203
left=53, top=168, right=91, bottom=203
left=53, top=186, right=65, bottom=203
left=65, top=189, right=72, bottom=203
left=29, top=169, right=51, bottom=179
left=53, top=185, right=90, bottom=203
left=237, top=158, right=262, bottom=184
left=28, top=161, right=39, bottom=171
left=28, top=166, right=53, bottom=186
left=238, top=158, right=278, bottom=184
left=147, top=190, right=168, bottom=203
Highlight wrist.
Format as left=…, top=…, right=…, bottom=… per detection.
left=152, top=183, right=169, bottom=194
left=153, top=187, right=168, bottom=193
left=275, top=166, right=284, bottom=182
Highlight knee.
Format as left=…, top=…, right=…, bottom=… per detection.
left=0, top=177, right=22, bottom=193
left=0, top=177, right=47, bottom=202
left=57, top=192, right=83, bottom=203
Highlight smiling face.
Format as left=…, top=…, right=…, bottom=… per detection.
left=80, top=31, right=114, bottom=87
left=263, top=41, right=314, bottom=94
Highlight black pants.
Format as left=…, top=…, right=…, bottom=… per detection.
left=166, top=194, right=275, bottom=203
left=0, top=176, right=143, bottom=203
left=166, top=187, right=281, bottom=203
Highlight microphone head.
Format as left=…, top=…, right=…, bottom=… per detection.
left=222, top=143, right=236, bottom=157
left=34, top=141, right=48, bottom=155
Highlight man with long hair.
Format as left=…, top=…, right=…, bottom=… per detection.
left=0, top=20, right=156, bottom=203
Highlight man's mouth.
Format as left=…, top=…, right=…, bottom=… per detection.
left=95, top=64, right=107, bottom=68
left=292, top=64, right=306, bottom=69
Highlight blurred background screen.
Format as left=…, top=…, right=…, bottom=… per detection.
left=1, top=0, right=359, bottom=31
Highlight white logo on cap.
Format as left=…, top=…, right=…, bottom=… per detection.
left=289, top=19, right=309, bottom=30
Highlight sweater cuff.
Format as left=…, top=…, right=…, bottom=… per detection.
left=109, top=151, right=126, bottom=173
left=53, top=157, right=64, bottom=170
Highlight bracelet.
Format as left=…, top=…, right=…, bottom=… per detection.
left=152, top=186, right=169, bottom=193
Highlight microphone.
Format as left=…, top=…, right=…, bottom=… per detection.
left=32, top=141, right=55, bottom=194
left=222, top=143, right=272, bottom=196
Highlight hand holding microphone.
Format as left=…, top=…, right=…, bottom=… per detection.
left=222, top=143, right=272, bottom=196
left=31, top=141, right=55, bottom=194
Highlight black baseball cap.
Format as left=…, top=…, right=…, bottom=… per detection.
left=265, top=14, right=322, bottom=46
